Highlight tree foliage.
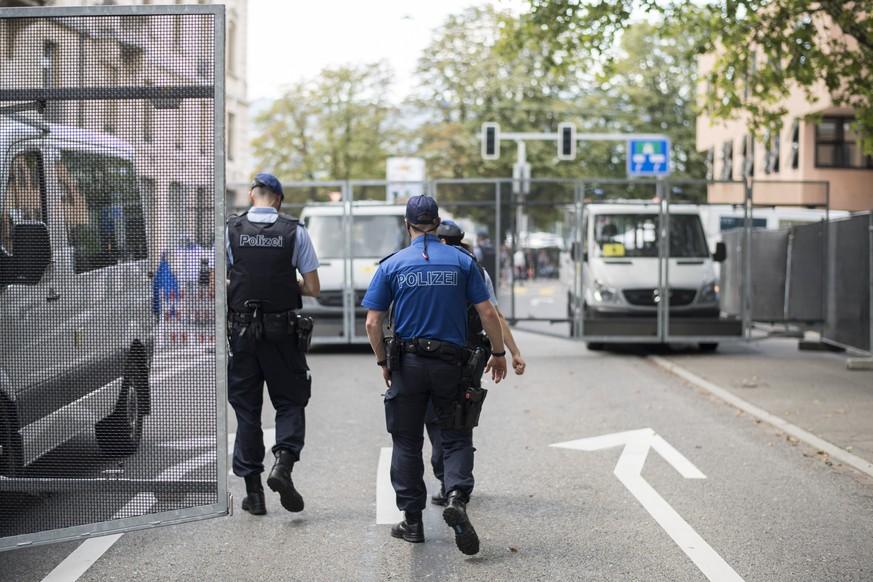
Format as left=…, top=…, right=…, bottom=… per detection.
left=251, top=61, right=401, bottom=185
left=523, top=0, right=873, bottom=150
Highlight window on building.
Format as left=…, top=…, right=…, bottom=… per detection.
left=174, top=106, right=184, bottom=150
left=43, top=41, right=61, bottom=123
left=143, top=97, right=154, bottom=143
left=173, top=15, right=182, bottom=49
left=103, top=65, right=119, bottom=134
left=227, top=20, right=236, bottom=77
left=815, top=116, right=873, bottom=169
left=789, top=120, right=800, bottom=169
left=199, top=102, right=210, bottom=156
left=169, top=182, right=185, bottom=241
left=767, top=132, right=780, bottom=174
left=741, top=136, right=755, bottom=177
left=227, top=112, right=235, bottom=162
left=705, top=147, right=714, bottom=181
left=721, top=140, right=733, bottom=180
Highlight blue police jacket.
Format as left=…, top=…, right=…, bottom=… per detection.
left=362, top=234, right=490, bottom=348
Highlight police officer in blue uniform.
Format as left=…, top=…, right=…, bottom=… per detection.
left=226, top=173, right=320, bottom=516
left=363, top=195, right=507, bottom=555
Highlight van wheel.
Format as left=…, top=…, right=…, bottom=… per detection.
left=699, top=342, right=719, bottom=352
left=586, top=342, right=605, bottom=351
left=96, top=367, right=145, bottom=457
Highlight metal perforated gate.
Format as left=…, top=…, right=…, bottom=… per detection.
left=0, top=5, right=227, bottom=551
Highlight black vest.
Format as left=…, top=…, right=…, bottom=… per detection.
left=452, top=245, right=486, bottom=342
left=227, top=212, right=301, bottom=313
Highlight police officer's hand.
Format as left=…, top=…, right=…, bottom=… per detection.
left=512, top=353, right=526, bottom=375
left=381, top=366, right=392, bottom=387
left=485, top=355, right=507, bottom=383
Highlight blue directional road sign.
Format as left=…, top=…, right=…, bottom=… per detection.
left=627, top=138, right=671, bottom=176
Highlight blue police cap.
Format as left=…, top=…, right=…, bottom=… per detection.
left=251, top=173, right=284, bottom=200
left=437, top=219, right=464, bottom=240
left=405, top=195, right=439, bottom=225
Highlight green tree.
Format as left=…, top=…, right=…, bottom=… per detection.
left=252, top=61, right=401, bottom=194
left=409, top=4, right=583, bottom=183
left=522, top=0, right=873, bottom=151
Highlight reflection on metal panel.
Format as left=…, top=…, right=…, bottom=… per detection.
left=0, top=6, right=226, bottom=552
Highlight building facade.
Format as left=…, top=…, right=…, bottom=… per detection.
left=0, top=0, right=249, bottom=253
left=696, top=52, right=873, bottom=212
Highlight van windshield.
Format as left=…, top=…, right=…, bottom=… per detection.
left=306, top=214, right=407, bottom=259
left=594, top=213, right=709, bottom=258
left=59, top=150, right=148, bottom=273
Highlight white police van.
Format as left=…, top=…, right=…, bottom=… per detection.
left=0, top=116, right=154, bottom=476
left=299, top=203, right=408, bottom=341
left=562, top=201, right=726, bottom=330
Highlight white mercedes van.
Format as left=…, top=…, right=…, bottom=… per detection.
left=0, top=117, right=154, bottom=477
left=563, top=202, right=726, bottom=320
left=299, top=203, right=409, bottom=341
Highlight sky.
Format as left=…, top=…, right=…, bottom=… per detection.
left=246, top=0, right=507, bottom=103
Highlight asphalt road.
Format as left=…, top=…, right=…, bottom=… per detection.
left=1, top=323, right=871, bottom=581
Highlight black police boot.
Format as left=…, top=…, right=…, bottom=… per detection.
left=241, top=474, right=266, bottom=515
left=267, top=449, right=304, bottom=512
left=443, top=490, right=479, bottom=555
left=391, top=510, right=424, bottom=543
left=430, top=482, right=447, bottom=506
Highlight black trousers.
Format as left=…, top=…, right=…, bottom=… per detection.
left=227, top=325, right=311, bottom=478
left=425, top=345, right=490, bottom=486
left=385, top=353, right=474, bottom=512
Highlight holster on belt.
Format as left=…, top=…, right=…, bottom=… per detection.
left=295, top=314, right=314, bottom=352
left=437, top=346, right=488, bottom=430
left=383, top=336, right=400, bottom=372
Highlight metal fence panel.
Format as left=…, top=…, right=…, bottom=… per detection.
left=786, top=221, right=825, bottom=322
left=749, top=230, right=789, bottom=321
left=823, top=214, right=871, bottom=352
left=0, top=5, right=227, bottom=551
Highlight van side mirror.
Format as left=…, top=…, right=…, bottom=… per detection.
left=570, top=242, right=588, bottom=263
left=712, top=241, right=727, bottom=263
left=10, top=221, right=51, bottom=285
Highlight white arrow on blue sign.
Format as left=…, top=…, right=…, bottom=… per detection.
left=627, top=138, right=671, bottom=176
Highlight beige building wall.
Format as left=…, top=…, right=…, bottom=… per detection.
left=0, top=0, right=249, bottom=252
left=696, top=52, right=873, bottom=212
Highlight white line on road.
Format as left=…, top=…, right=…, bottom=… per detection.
left=649, top=355, right=873, bottom=479
left=41, top=348, right=219, bottom=582
left=41, top=451, right=215, bottom=582
left=376, top=447, right=403, bottom=525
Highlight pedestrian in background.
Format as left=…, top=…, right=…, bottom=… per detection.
left=363, top=195, right=507, bottom=556
left=225, top=173, right=320, bottom=516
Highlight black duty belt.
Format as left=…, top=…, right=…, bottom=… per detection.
left=228, top=310, right=295, bottom=326
left=399, top=338, right=466, bottom=363
left=228, top=311, right=255, bottom=324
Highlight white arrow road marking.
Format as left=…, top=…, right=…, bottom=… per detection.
left=552, top=428, right=744, bottom=582
left=376, top=447, right=403, bottom=525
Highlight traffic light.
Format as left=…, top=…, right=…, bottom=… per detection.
left=557, top=122, right=576, bottom=160
left=481, top=122, right=500, bottom=160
